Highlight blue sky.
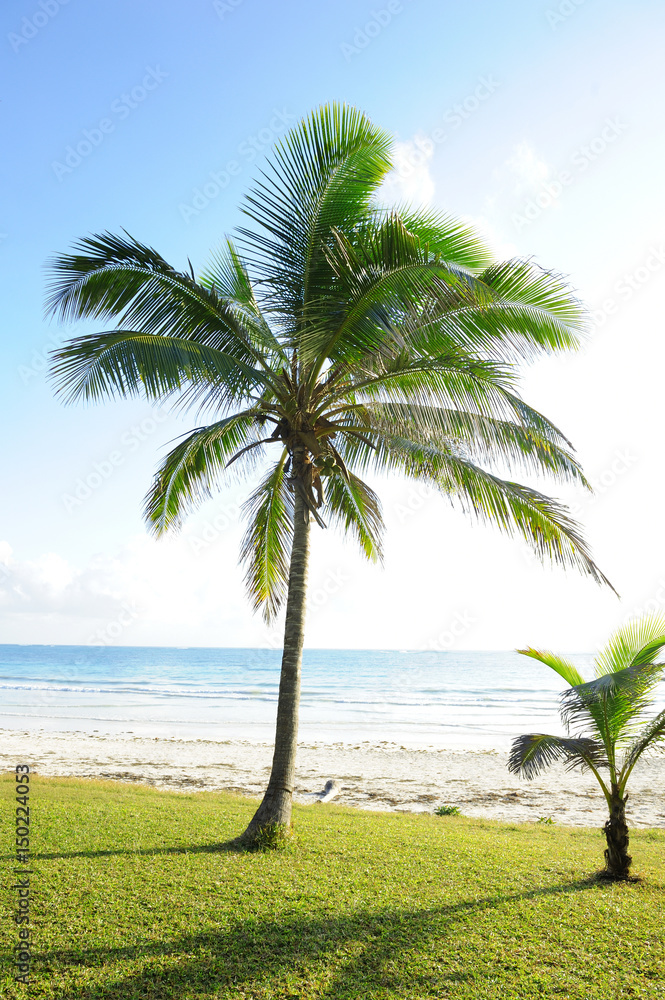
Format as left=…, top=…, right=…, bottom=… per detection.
left=2, top=0, right=665, bottom=649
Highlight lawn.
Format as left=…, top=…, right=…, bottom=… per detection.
left=1, top=773, right=664, bottom=998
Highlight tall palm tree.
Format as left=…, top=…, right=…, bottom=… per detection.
left=47, top=103, right=610, bottom=845
left=509, top=616, right=665, bottom=879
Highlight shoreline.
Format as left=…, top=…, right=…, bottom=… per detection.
left=2, top=727, right=664, bottom=828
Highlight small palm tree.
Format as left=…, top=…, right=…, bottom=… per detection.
left=509, top=616, right=665, bottom=879
left=47, top=103, right=610, bottom=846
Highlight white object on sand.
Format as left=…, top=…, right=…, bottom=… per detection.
left=317, top=779, right=339, bottom=803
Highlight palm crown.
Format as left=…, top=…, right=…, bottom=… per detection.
left=509, top=616, right=665, bottom=877
left=48, top=104, right=609, bottom=626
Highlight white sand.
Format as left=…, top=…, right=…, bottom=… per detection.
left=2, top=728, right=664, bottom=827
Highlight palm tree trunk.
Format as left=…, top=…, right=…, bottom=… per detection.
left=602, top=786, right=632, bottom=878
left=239, top=490, right=311, bottom=844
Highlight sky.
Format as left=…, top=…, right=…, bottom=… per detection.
left=1, top=0, right=664, bottom=651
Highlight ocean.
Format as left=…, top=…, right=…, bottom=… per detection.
left=0, top=644, right=626, bottom=750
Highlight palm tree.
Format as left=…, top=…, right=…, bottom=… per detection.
left=509, top=616, right=665, bottom=879
left=47, top=103, right=610, bottom=846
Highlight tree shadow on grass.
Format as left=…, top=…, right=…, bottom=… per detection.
left=0, top=840, right=247, bottom=862
left=36, top=878, right=606, bottom=999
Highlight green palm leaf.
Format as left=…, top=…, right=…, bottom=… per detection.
left=389, top=206, right=494, bottom=270
left=621, top=709, right=665, bottom=785
left=335, top=351, right=520, bottom=421
left=306, top=222, right=584, bottom=369
left=310, top=220, right=492, bottom=367
left=517, top=648, right=586, bottom=688
left=356, top=401, right=588, bottom=485
left=475, top=256, right=586, bottom=352
left=508, top=733, right=608, bottom=780
left=237, top=102, right=392, bottom=313
left=337, top=428, right=610, bottom=589
left=240, top=455, right=293, bottom=622
left=593, top=615, right=665, bottom=677
left=144, top=412, right=262, bottom=534
left=49, top=330, right=271, bottom=407
left=337, top=359, right=577, bottom=449
left=198, top=239, right=287, bottom=359
left=324, top=470, right=384, bottom=562
left=45, top=231, right=271, bottom=369
left=560, top=662, right=665, bottom=746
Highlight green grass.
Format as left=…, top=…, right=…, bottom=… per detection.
left=1, top=774, right=664, bottom=999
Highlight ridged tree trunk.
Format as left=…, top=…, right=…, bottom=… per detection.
left=239, top=490, right=311, bottom=844
left=603, top=786, right=632, bottom=878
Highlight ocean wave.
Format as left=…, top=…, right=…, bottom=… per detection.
left=0, top=682, right=279, bottom=701
left=0, top=680, right=560, bottom=706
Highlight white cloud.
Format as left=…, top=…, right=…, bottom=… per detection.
left=505, top=140, right=550, bottom=194
left=378, top=135, right=436, bottom=207
left=0, top=530, right=263, bottom=647
left=480, top=140, right=560, bottom=247
left=0, top=544, right=119, bottom=617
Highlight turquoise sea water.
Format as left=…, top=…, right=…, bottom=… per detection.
left=0, top=644, right=628, bottom=749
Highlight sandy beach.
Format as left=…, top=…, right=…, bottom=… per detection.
left=2, top=727, right=664, bottom=827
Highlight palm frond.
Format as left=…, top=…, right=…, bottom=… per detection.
left=49, top=330, right=270, bottom=408
left=517, top=647, right=586, bottom=688
left=389, top=206, right=494, bottom=270
left=508, top=733, right=608, bottom=780
left=356, top=401, right=588, bottom=486
left=474, top=258, right=586, bottom=353
left=143, top=412, right=262, bottom=534
left=198, top=239, right=287, bottom=358
left=333, top=351, right=521, bottom=422
left=433, top=459, right=609, bottom=589
left=560, top=662, right=665, bottom=746
left=337, top=428, right=612, bottom=590
left=237, top=102, right=392, bottom=313
left=327, top=372, right=581, bottom=478
left=240, top=455, right=293, bottom=622
left=306, top=215, right=497, bottom=366
left=329, top=358, right=576, bottom=453
left=593, top=614, right=665, bottom=677
left=200, top=238, right=261, bottom=305
left=324, top=471, right=384, bottom=562
left=45, top=231, right=274, bottom=373
left=621, top=708, right=665, bottom=785
left=305, top=231, right=585, bottom=369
